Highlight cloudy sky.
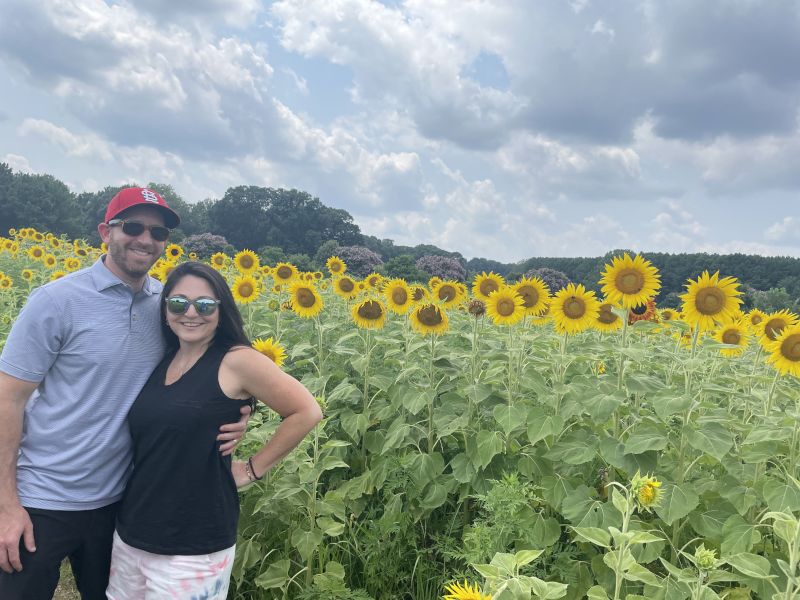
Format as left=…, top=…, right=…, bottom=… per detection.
left=1, top=0, right=799, bottom=262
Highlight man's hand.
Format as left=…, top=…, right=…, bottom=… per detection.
left=0, top=502, right=35, bottom=573
left=217, top=403, right=252, bottom=456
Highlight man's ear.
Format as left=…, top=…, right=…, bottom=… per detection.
left=98, top=222, right=111, bottom=244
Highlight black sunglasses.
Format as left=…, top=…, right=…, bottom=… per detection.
left=107, top=219, right=171, bottom=242
left=165, top=296, right=220, bottom=316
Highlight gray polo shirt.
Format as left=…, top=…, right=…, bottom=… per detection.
left=0, top=258, right=165, bottom=510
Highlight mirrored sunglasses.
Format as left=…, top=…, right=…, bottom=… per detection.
left=165, top=296, right=220, bottom=316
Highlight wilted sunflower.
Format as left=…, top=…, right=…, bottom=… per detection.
left=467, top=299, right=486, bottom=318
left=432, top=280, right=465, bottom=309
left=252, top=337, right=286, bottom=367
left=713, top=320, right=750, bottom=357
left=165, top=244, right=183, bottom=262
left=472, top=272, right=505, bottom=301
left=599, top=253, right=661, bottom=308
left=551, top=283, right=600, bottom=335
left=659, top=308, right=680, bottom=322
left=443, top=580, right=492, bottom=600
left=326, top=256, right=346, bottom=276
left=766, top=324, right=800, bottom=377
left=680, top=271, right=742, bottom=331
left=234, top=249, right=260, bottom=273
left=273, top=262, right=298, bottom=285
left=288, top=281, right=323, bottom=318
left=628, top=299, right=657, bottom=324
left=210, top=252, right=229, bottom=269
left=384, top=278, right=413, bottom=314
left=747, top=308, right=767, bottom=330
left=410, top=303, right=449, bottom=335
left=758, top=309, right=799, bottom=348
left=594, top=301, right=623, bottom=332
left=351, top=298, right=387, bottom=329
left=333, top=275, right=358, bottom=300
left=232, top=275, right=260, bottom=304
left=630, top=471, right=662, bottom=512
left=411, top=285, right=430, bottom=303
left=27, top=245, right=45, bottom=261
left=512, top=276, right=550, bottom=316
left=485, top=287, right=525, bottom=326
left=63, top=257, right=81, bottom=272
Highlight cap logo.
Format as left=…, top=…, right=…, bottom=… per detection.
left=140, top=189, right=159, bottom=203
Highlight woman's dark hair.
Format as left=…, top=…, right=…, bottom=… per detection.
left=160, top=261, right=251, bottom=352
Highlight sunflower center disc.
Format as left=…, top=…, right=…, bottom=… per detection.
left=497, top=299, right=516, bottom=316
left=781, top=334, right=800, bottom=361
left=519, top=286, right=538, bottom=308
left=439, top=286, right=456, bottom=302
left=297, top=288, right=316, bottom=307
left=358, top=301, right=383, bottom=320
left=419, top=305, right=443, bottom=326
left=392, top=289, right=408, bottom=304
left=616, top=269, right=644, bottom=294
left=412, top=288, right=425, bottom=301
left=598, top=305, right=617, bottom=324
left=564, top=297, right=585, bottom=319
left=339, top=279, right=354, bottom=292
left=480, top=281, right=499, bottom=297
left=765, top=319, right=786, bottom=340
left=722, top=330, right=741, bottom=345
left=276, top=266, right=292, bottom=279
left=240, top=257, right=254, bottom=269
left=751, top=315, right=763, bottom=325
left=239, top=283, right=254, bottom=297
left=695, top=288, right=724, bottom=315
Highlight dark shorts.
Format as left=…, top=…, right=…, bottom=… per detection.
left=0, top=502, right=119, bottom=600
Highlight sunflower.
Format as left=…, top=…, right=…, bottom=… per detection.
left=630, top=472, right=662, bottom=512
left=659, top=308, right=680, bottom=322
left=232, top=275, right=260, bottom=304
left=27, top=245, right=45, bottom=261
left=32, top=231, right=44, bottom=242
left=100, top=242, right=108, bottom=254
left=443, top=579, right=491, bottom=600
left=428, top=276, right=442, bottom=290
left=766, top=324, right=800, bottom=377
left=234, top=249, right=259, bottom=273
left=155, top=260, right=177, bottom=282
left=49, top=237, right=62, bottom=249
left=288, top=281, right=324, bottom=318
left=759, top=310, right=800, bottom=348
left=472, top=272, right=505, bottom=301
left=210, top=252, right=229, bottom=270
left=680, top=271, right=742, bottom=331
left=326, top=256, right=346, bottom=276
left=713, top=320, right=750, bottom=357
left=674, top=326, right=701, bottom=349
left=747, top=308, right=767, bottom=330
left=252, top=337, right=286, bottom=367
left=0, top=275, right=12, bottom=289
left=165, top=244, right=183, bottom=262
left=50, top=271, right=66, bottom=281
left=384, top=279, right=413, bottom=314
left=432, top=280, right=465, bottom=309
left=21, top=269, right=34, bottom=282
left=351, top=298, right=387, bottom=330
left=43, top=254, right=57, bottom=268
left=512, top=276, right=550, bottom=316
left=74, top=246, right=88, bottom=258
left=273, top=262, right=298, bottom=285
left=628, top=298, right=657, bottom=324
left=333, top=275, right=358, bottom=300
left=411, top=285, right=430, bottom=303
left=312, top=271, right=323, bottom=280
left=467, top=299, right=486, bottom=318
left=365, top=272, right=384, bottom=289
left=530, top=303, right=552, bottom=327
left=485, top=287, right=525, bottom=326
left=410, top=303, right=449, bottom=335
left=599, top=253, right=661, bottom=309
left=63, top=257, right=81, bottom=272
left=188, top=252, right=198, bottom=260
left=594, top=301, right=624, bottom=332
left=551, top=283, right=600, bottom=334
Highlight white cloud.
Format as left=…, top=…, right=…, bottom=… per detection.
left=2, top=153, right=33, bottom=173
left=766, top=217, right=800, bottom=242
left=18, top=118, right=113, bottom=161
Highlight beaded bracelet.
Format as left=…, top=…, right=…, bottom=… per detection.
left=245, top=457, right=263, bottom=482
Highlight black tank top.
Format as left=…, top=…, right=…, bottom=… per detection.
left=116, top=344, right=251, bottom=555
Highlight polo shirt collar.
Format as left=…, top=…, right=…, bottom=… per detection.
left=90, top=256, right=159, bottom=296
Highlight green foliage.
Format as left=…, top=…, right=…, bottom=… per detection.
left=380, top=254, right=428, bottom=283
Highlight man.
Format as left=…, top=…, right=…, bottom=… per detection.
left=0, top=188, right=249, bottom=599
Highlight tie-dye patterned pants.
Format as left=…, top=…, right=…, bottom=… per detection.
left=106, top=531, right=235, bottom=599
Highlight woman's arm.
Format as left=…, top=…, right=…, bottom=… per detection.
left=221, top=348, right=323, bottom=488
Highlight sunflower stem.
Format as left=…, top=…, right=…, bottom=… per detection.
left=428, top=334, right=437, bottom=453
left=617, top=311, right=629, bottom=394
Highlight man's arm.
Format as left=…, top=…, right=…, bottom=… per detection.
left=0, top=372, right=38, bottom=573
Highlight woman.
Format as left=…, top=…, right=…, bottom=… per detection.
left=106, top=262, right=323, bottom=599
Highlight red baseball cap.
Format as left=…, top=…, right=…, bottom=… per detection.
left=104, top=187, right=181, bottom=229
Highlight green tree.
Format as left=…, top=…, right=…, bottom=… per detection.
left=380, top=254, right=428, bottom=283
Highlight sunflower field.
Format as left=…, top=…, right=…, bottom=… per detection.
left=3, top=229, right=800, bottom=600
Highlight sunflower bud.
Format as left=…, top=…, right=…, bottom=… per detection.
left=630, top=471, right=662, bottom=512
left=694, top=544, right=718, bottom=570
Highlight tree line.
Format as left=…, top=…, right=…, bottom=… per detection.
left=1, top=163, right=798, bottom=310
